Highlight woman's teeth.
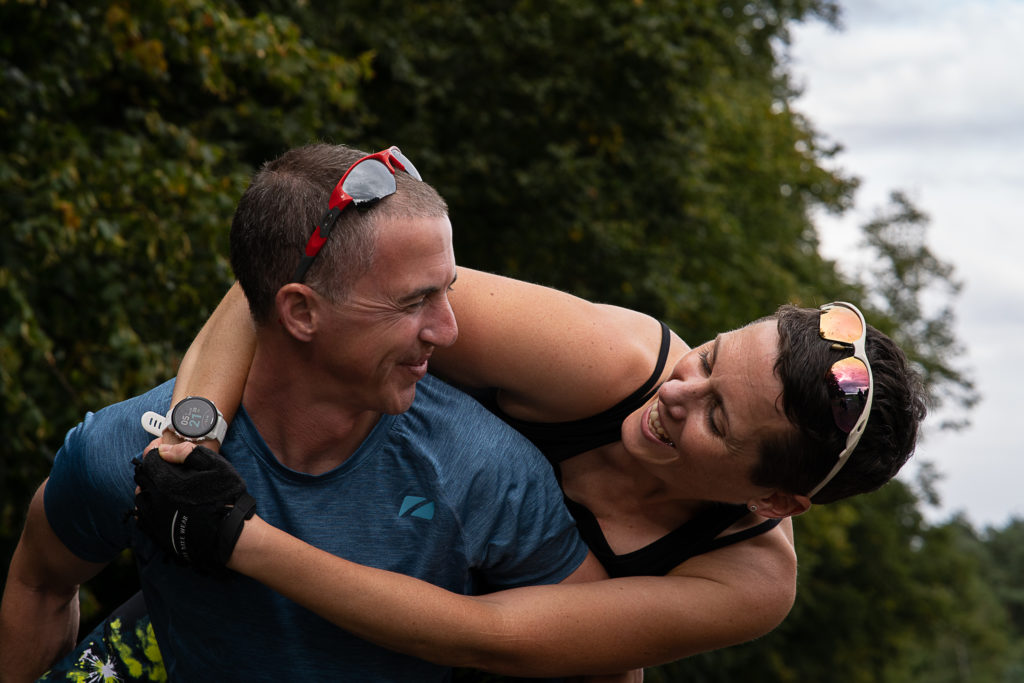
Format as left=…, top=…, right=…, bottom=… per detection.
left=649, top=402, right=675, bottom=447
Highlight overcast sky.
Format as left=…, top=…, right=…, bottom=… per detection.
left=789, top=0, right=1024, bottom=529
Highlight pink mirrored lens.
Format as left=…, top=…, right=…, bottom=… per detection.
left=819, top=306, right=863, bottom=344
left=827, top=356, right=870, bottom=433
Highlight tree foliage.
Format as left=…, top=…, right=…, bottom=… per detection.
left=857, top=191, right=978, bottom=429
left=280, top=0, right=855, bottom=339
left=0, top=0, right=1011, bottom=680
left=0, top=0, right=369, bottom=545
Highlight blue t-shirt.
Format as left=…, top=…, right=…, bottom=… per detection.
left=45, top=374, right=588, bottom=682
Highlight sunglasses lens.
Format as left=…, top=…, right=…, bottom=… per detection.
left=819, top=305, right=864, bottom=344
left=342, top=159, right=398, bottom=205
left=389, top=148, right=422, bottom=181
left=827, top=356, right=870, bottom=433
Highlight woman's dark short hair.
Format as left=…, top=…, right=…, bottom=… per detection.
left=749, top=305, right=928, bottom=504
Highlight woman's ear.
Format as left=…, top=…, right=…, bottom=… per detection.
left=275, top=283, right=317, bottom=342
left=749, top=491, right=812, bottom=519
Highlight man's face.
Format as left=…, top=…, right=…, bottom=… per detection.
left=314, top=214, right=458, bottom=416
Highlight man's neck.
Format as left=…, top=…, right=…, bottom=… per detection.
left=242, top=346, right=382, bottom=475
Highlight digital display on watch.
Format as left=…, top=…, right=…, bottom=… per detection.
left=171, top=397, right=218, bottom=438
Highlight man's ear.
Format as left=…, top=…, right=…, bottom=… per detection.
left=750, top=490, right=812, bottom=519
left=275, top=283, right=317, bottom=342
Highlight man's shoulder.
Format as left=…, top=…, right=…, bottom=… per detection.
left=409, top=376, right=537, bottom=450
left=60, top=379, right=176, bottom=459
left=45, top=380, right=177, bottom=563
left=398, top=375, right=551, bottom=477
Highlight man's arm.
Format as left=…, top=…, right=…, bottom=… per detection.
left=0, top=481, right=108, bottom=682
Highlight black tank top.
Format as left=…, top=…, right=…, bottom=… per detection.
left=471, top=321, right=780, bottom=577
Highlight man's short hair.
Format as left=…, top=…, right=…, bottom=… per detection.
left=229, top=143, right=448, bottom=324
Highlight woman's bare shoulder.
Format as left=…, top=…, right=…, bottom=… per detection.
left=435, top=268, right=686, bottom=422
left=499, top=303, right=673, bottom=422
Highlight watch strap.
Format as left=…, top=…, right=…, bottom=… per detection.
left=141, top=411, right=166, bottom=437
left=205, top=408, right=228, bottom=444
left=140, top=403, right=227, bottom=444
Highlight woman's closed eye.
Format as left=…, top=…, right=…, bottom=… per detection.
left=698, top=348, right=712, bottom=375
left=697, top=348, right=725, bottom=437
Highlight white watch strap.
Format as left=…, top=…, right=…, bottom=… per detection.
left=207, top=409, right=228, bottom=443
left=141, top=411, right=166, bottom=437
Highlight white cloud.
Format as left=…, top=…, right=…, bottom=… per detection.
left=792, top=0, right=1024, bottom=134
left=791, top=0, right=1024, bottom=527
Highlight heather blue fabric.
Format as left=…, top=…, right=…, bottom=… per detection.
left=45, top=374, right=587, bottom=682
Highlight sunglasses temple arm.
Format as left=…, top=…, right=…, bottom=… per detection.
left=292, top=254, right=316, bottom=283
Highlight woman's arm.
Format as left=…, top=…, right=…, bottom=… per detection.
left=163, top=283, right=254, bottom=447
left=229, top=514, right=796, bottom=677
left=173, top=270, right=683, bottom=427
left=436, top=267, right=684, bottom=422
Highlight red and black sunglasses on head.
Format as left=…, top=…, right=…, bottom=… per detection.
left=292, top=146, right=422, bottom=283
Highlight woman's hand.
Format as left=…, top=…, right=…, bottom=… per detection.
left=153, top=439, right=199, bottom=464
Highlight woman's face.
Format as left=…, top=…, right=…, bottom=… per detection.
left=622, top=320, right=791, bottom=502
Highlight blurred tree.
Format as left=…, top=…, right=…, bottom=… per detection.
left=253, top=0, right=973, bottom=418
left=280, top=0, right=854, bottom=340
left=0, top=0, right=369, bottom=618
left=901, top=516, right=1017, bottom=683
left=651, top=487, right=1016, bottom=683
left=858, top=191, right=978, bottom=429
left=976, top=518, right=1024, bottom=678
left=0, top=0, right=992, bottom=679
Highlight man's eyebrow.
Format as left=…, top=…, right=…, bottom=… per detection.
left=397, top=272, right=457, bottom=304
left=397, top=286, right=440, bottom=304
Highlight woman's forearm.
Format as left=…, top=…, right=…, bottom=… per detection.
left=231, top=517, right=526, bottom=671
left=228, top=516, right=793, bottom=676
left=171, top=283, right=254, bottom=425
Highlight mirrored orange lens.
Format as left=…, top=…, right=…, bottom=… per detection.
left=826, top=356, right=870, bottom=433
left=819, top=305, right=863, bottom=344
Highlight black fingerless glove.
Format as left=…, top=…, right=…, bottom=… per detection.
left=132, top=445, right=256, bottom=574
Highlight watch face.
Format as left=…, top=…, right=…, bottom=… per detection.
left=171, top=397, right=218, bottom=438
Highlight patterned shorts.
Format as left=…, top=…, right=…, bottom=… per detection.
left=41, top=593, right=545, bottom=682
left=40, top=592, right=165, bottom=683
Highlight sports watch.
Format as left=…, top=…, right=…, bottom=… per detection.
left=141, top=396, right=227, bottom=444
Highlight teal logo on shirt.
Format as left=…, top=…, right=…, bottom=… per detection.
left=399, top=496, right=435, bottom=520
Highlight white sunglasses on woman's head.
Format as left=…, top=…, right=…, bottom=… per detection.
left=806, top=302, right=874, bottom=499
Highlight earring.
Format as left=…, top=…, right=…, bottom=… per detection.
left=748, top=504, right=758, bottom=512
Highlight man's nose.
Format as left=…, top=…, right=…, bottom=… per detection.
left=422, top=295, right=458, bottom=348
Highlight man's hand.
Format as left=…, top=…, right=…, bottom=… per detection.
left=132, top=446, right=256, bottom=573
